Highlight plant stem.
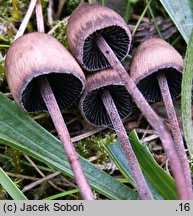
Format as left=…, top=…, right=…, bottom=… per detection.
left=157, top=72, right=193, bottom=198
left=131, top=0, right=152, bottom=37
left=96, top=35, right=189, bottom=199
left=38, top=76, right=94, bottom=200
left=145, top=0, right=163, bottom=39
left=101, top=90, right=153, bottom=200
left=124, top=0, right=131, bottom=23
left=101, top=0, right=106, bottom=6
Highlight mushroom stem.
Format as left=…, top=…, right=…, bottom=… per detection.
left=35, top=0, right=94, bottom=200
left=38, top=76, right=94, bottom=200
left=101, top=90, right=153, bottom=200
left=96, top=35, right=189, bottom=199
left=157, top=72, right=193, bottom=198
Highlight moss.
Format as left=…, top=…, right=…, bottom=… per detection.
left=51, top=19, right=69, bottom=48
left=77, top=133, right=116, bottom=164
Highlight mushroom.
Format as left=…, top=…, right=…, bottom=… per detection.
left=67, top=4, right=190, bottom=199
left=81, top=69, right=153, bottom=199
left=5, top=32, right=94, bottom=200
left=130, top=37, right=193, bottom=197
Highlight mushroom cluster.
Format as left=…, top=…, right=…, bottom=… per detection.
left=5, top=2, right=192, bottom=200
left=67, top=4, right=154, bottom=199
left=67, top=3, right=192, bottom=200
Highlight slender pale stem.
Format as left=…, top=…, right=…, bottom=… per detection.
left=102, top=90, right=153, bottom=200
left=35, top=0, right=45, bottom=33
left=56, top=0, right=67, bottom=19
left=96, top=35, right=190, bottom=199
left=14, top=0, right=37, bottom=41
left=157, top=72, right=193, bottom=198
left=47, top=0, right=54, bottom=25
left=38, top=76, right=94, bottom=200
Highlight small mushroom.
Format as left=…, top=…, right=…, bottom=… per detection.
left=67, top=4, right=131, bottom=72
left=67, top=4, right=189, bottom=199
left=81, top=69, right=153, bottom=199
left=130, top=37, right=193, bottom=198
left=5, top=32, right=94, bottom=200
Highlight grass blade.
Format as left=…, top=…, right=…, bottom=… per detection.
left=43, top=189, right=80, bottom=200
left=159, top=0, right=193, bottom=43
left=181, top=30, right=193, bottom=157
left=0, top=167, right=27, bottom=200
left=106, top=130, right=178, bottom=200
left=0, top=92, right=138, bottom=200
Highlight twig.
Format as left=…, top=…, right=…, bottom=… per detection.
left=6, top=172, right=39, bottom=181
left=66, top=116, right=81, bottom=126
left=47, top=0, right=54, bottom=25
left=142, top=134, right=160, bottom=143
left=72, top=128, right=104, bottom=144
left=56, top=0, right=67, bottom=19
left=55, top=176, right=77, bottom=188
left=24, top=155, right=44, bottom=176
left=22, top=171, right=61, bottom=192
left=14, top=0, right=37, bottom=41
left=135, top=128, right=156, bottom=135
left=24, top=155, right=63, bottom=192
left=35, top=0, right=45, bottom=33
left=48, top=16, right=69, bottom=35
left=141, top=125, right=151, bottom=141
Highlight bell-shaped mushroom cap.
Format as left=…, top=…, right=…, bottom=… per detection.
left=5, top=32, right=85, bottom=112
left=67, top=4, right=131, bottom=72
left=130, top=38, right=183, bottom=103
left=80, top=69, right=132, bottom=126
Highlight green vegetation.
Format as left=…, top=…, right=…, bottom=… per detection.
left=0, top=0, right=192, bottom=200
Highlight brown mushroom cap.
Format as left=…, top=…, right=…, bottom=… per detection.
left=5, top=32, right=85, bottom=112
left=130, top=38, right=183, bottom=103
left=80, top=69, right=132, bottom=126
left=67, top=4, right=131, bottom=72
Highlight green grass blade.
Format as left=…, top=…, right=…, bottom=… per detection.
left=0, top=92, right=138, bottom=200
left=106, top=130, right=178, bottom=200
left=159, top=0, right=193, bottom=43
left=103, top=143, right=135, bottom=186
left=146, top=0, right=163, bottom=38
left=181, top=30, right=193, bottom=157
left=0, top=167, right=27, bottom=200
left=101, top=0, right=106, bottom=6
left=0, top=44, right=10, bottom=48
left=131, top=0, right=152, bottom=36
left=43, top=189, right=80, bottom=200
